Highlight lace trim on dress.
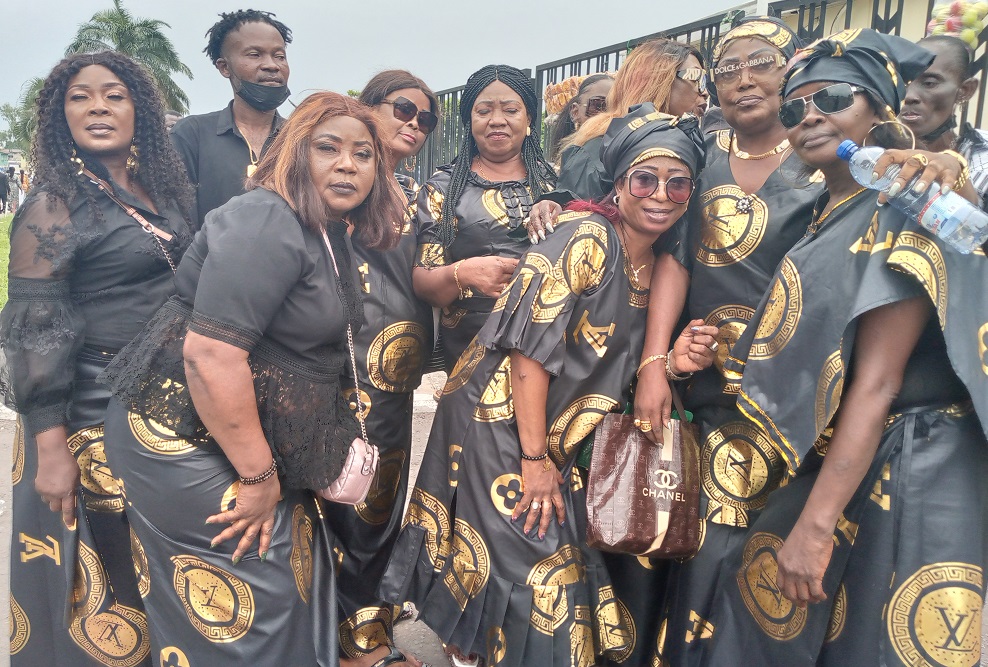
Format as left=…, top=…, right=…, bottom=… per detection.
left=7, top=278, right=71, bottom=302
left=101, top=299, right=355, bottom=490
left=189, top=311, right=261, bottom=351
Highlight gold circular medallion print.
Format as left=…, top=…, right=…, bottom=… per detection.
left=290, top=504, right=313, bottom=604
left=702, top=421, right=781, bottom=515
left=704, top=304, right=755, bottom=375
left=737, top=532, right=807, bottom=640
left=127, top=412, right=195, bottom=456
left=443, top=519, right=491, bottom=611
left=171, top=555, right=254, bottom=643
left=696, top=185, right=768, bottom=266
left=750, top=257, right=802, bottom=360
left=366, top=321, right=428, bottom=393
left=887, top=562, right=983, bottom=667
left=70, top=603, right=150, bottom=667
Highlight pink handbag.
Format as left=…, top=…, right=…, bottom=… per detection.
left=316, top=228, right=380, bottom=505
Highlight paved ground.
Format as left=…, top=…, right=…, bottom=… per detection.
left=2, top=374, right=986, bottom=666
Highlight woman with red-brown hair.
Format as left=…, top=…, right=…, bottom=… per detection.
left=100, top=91, right=404, bottom=665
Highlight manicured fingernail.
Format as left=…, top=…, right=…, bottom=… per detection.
left=529, top=235, right=538, bottom=244
left=887, top=182, right=902, bottom=197
left=538, top=534, right=545, bottom=541
left=872, top=171, right=880, bottom=183
left=524, top=528, right=531, bottom=535
left=691, top=326, right=700, bottom=332
left=877, top=199, right=886, bottom=207
left=941, top=183, right=953, bottom=194
left=204, top=519, right=212, bottom=525
left=511, top=515, right=518, bottom=522
left=546, top=222, right=554, bottom=233
left=232, top=555, right=241, bottom=565
left=538, top=229, right=546, bottom=241
left=912, top=181, right=927, bottom=194
left=260, top=551, right=268, bottom=562
left=209, top=540, right=217, bottom=549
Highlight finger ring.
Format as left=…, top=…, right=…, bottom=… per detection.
left=639, top=420, right=653, bottom=432
left=633, top=417, right=642, bottom=427
left=912, top=153, right=929, bottom=167
left=710, top=341, right=719, bottom=352
left=531, top=501, right=541, bottom=511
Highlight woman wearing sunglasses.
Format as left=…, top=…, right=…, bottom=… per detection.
left=546, top=73, right=614, bottom=165
left=319, top=71, right=439, bottom=667
left=548, top=38, right=708, bottom=204
left=635, top=17, right=826, bottom=666
left=700, top=30, right=988, bottom=665
left=411, top=64, right=556, bottom=373
left=381, top=104, right=716, bottom=667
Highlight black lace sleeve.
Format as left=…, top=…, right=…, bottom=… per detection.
left=0, top=193, right=86, bottom=434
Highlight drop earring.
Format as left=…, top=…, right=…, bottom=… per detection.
left=70, top=146, right=85, bottom=176
left=526, top=126, right=531, bottom=137
left=402, top=154, right=417, bottom=172
left=126, top=143, right=139, bottom=176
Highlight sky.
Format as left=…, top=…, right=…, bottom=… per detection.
left=2, top=0, right=742, bottom=119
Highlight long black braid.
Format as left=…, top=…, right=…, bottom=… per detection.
left=437, top=64, right=556, bottom=247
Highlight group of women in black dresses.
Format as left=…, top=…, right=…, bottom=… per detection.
left=4, top=17, right=987, bottom=667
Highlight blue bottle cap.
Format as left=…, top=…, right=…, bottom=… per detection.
left=836, top=139, right=859, bottom=161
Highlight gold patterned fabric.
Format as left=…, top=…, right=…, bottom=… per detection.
left=704, top=190, right=988, bottom=664
left=102, top=401, right=339, bottom=666
left=380, top=214, right=650, bottom=666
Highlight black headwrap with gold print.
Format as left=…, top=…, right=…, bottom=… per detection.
left=599, top=103, right=706, bottom=183
left=782, top=28, right=934, bottom=116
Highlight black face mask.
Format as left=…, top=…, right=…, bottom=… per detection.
left=236, top=78, right=291, bottom=112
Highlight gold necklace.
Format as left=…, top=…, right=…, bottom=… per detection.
left=806, top=187, right=867, bottom=235
left=617, top=222, right=652, bottom=287
left=236, top=124, right=260, bottom=177
left=731, top=134, right=790, bottom=160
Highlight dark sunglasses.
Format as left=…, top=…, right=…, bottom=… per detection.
left=626, top=170, right=695, bottom=204
left=585, top=95, right=607, bottom=117
left=382, top=96, right=438, bottom=135
left=779, top=83, right=865, bottom=129
left=676, top=68, right=709, bottom=95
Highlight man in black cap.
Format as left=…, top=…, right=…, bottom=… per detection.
left=171, top=9, right=292, bottom=227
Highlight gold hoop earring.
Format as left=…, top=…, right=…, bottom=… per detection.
left=70, top=146, right=85, bottom=176
left=864, top=120, right=915, bottom=151
left=402, top=154, right=417, bottom=172
left=526, top=126, right=531, bottom=137
left=126, top=143, right=139, bottom=176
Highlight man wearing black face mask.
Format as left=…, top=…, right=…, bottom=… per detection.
left=172, top=9, right=292, bottom=228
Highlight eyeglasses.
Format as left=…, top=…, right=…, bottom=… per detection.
left=625, top=170, right=695, bottom=204
left=382, top=96, right=438, bottom=135
left=778, top=83, right=865, bottom=129
left=676, top=68, right=709, bottom=95
left=711, top=53, right=787, bottom=86
left=585, top=95, right=607, bottom=117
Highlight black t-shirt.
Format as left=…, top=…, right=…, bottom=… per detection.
left=171, top=101, right=284, bottom=229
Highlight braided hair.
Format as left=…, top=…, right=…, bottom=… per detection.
left=31, top=51, right=194, bottom=223
left=204, top=10, right=292, bottom=64
left=437, top=64, right=556, bottom=247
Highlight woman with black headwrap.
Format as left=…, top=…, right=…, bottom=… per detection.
left=703, top=29, right=988, bottom=665
left=637, top=17, right=825, bottom=666
left=412, top=65, right=556, bottom=373
left=380, top=105, right=717, bottom=667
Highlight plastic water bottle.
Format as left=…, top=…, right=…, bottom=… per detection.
left=837, top=140, right=988, bottom=254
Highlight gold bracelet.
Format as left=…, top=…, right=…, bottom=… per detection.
left=452, top=260, right=473, bottom=299
left=942, top=149, right=969, bottom=191
left=636, top=353, right=669, bottom=378
left=666, top=351, right=693, bottom=382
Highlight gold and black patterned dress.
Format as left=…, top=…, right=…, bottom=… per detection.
left=2, top=184, right=191, bottom=666
left=327, top=173, right=434, bottom=656
left=654, top=130, right=823, bottom=665
left=703, top=190, right=988, bottom=666
left=415, top=164, right=554, bottom=372
left=381, top=212, right=650, bottom=666
left=100, top=188, right=360, bottom=666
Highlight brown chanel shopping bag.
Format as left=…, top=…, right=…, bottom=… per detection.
left=585, top=387, right=700, bottom=558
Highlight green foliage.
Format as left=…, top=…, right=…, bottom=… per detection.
left=0, top=78, right=43, bottom=155
left=0, top=214, right=11, bottom=309
left=346, top=89, right=362, bottom=99
left=66, top=0, right=193, bottom=113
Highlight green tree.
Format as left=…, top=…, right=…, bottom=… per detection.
left=66, top=0, right=193, bottom=113
left=0, top=77, right=43, bottom=154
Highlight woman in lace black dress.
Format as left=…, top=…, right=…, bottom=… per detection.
left=2, top=52, right=193, bottom=666
left=101, top=92, right=405, bottom=666
left=413, top=65, right=556, bottom=372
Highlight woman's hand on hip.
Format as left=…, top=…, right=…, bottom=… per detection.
left=526, top=200, right=562, bottom=243
left=206, top=475, right=281, bottom=563
left=460, top=256, right=518, bottom=298
left=513, top=458, right=565, bottom=539
left=35, top=427, right=79, bottom=528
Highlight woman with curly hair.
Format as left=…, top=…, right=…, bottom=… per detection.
left=2, top=51, right=193, bottom=666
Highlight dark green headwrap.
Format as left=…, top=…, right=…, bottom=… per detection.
left=782, top=28, right=935, bottom=116
left=599, top=103, right=706, bottom=182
